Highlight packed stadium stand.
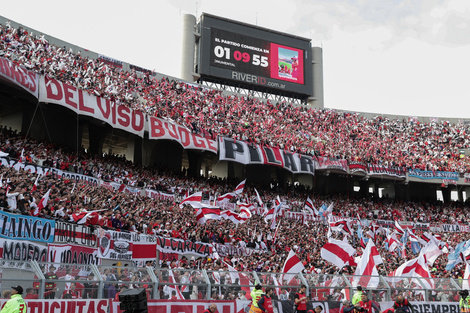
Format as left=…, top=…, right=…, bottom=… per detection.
left=1, top=14, right=470, bottom=313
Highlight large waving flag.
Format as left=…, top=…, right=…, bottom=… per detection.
left=221, top=210, right=250, bottom=224
left=420, top=240, right=443, bottom=266
left=281, top=249, right=305, bottom=285
left=217, top=192, right=236, bottom=203
left=234, top=179, right=246, bottom=194
left=353, top=240, right=383, bottom=288
left=304, top=197, right=318, bottom=215
left=195, top=207, right=221, bottom=224
left=321, top=238, right=357, bottom=269
left=446, top=239, right=470, bottom=271
left=179, top=191, right=203, bottom=208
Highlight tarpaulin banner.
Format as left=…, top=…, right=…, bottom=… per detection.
left=0, top=210, right=55, bottom=243
left=0, top=56, right=39, bottom=98
left=156, top=235, right=213, bottom=257
left=39, top=76, right=146, bottom=137
left=380, top=301, right=459, bottom=313
left=212, top=243, right=256, bottom=257
left=0, top=157, right=100, bottom=187
left=408, top=169, right=459, bottom=181
left=96, top=228, right=136, bottom=260
left=219, top=137, right=315, bottom=175
left=316, top=156, right=348, bottom=172
left=54, top=222, right=97, bottom=247
left=110, top=299, right=238, bottom=313
left=148, top=117, right=218, bottom=153
left=348, top=161, right=367, bottom=174
left=48, top=243, right=101, bottom=266
left=367, top=164, right=406, bottom=179
left=0, top=299, right=111, bottom=313
left=132, top=234, right=157, bottom=261
left=441, top=224, right=470, bottom=233
left=0, top=238, right=48, bottom=263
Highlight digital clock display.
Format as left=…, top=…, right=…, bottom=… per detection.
left=209, top=28, right=305, bottom=85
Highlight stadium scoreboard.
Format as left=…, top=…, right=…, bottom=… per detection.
left=198, top=14, right=313, bottom=97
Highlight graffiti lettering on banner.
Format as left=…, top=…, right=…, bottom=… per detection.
left=54, top=222, right=97, bottom=247
left=349, top=161, right=367, bottom=174
left=97, top=228, right=136, bottom=260
left=441, top=224, right=470, bottom=233
left=0, top=56, right=39, bottom=98
left=219, top=137, right=315, bottom=175
left=0, top=238, right=47, bottom=270
left=132, top=234, right=157, bottom=261
left=0, top=299, right=111, bottom=313
left=380, top=301, right=459, bottom=313
left=0, top=210, right=55, bottom=243
left=39, top=77, right=145, bottom=137
left=368, top=164, right=406, bottom=179
left=156, top=236, right=212, bottom=257
left=149, top=117, right=218, bottom=153
left=316, top=156, right=348, bottom=172
left=212, top=243, right=255, bottom=257
left=48, top=243, right=100, bottom=266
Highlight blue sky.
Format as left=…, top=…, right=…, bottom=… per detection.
left=3, top=0, right=470, bottom=118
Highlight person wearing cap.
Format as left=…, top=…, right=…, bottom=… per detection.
left=249, top=284, right=264, bottom=313
left=0, top=286, right=27, bottom=313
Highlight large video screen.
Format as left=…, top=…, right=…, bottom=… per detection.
left=199, top=14, right=313, bottom=96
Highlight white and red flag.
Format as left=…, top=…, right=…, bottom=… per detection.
left=179, top=191, right=203, bottom=208
left=353, top=240, right=383, bottom=288
left=321, top=238, right=357, bottom=269
left=217, top=192, right=236, bottom=203
left=195, top=207, right=221, bottom=224
left=281, top=249, right=305, bottom=285
left=234, top=179, right=246, bottom=194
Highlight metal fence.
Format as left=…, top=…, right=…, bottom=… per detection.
left=0, top=261, right=463, bottom=302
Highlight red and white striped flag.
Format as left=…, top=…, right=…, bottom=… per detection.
left=234, top=179, right=246, bottom=194
left=281, top=249, right=305, bottom=285
left=195, top=207, right=221, bottom=224
left=217, top=192, right=236, bottom=203
left=179, top=191, right=203, bottom=208
left=221, top=210, right=249, bottom=224
left=353, top=240, right=383, bottom=288
left=321, top=238, right=357, bottom=269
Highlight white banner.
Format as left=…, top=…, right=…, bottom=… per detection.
left=0, top=299, right=111, bottom=313
left=148, top=117, right=217, bottom=153
left=39, top=77, right=146, bottom=137
left=0, top=56, right=39, bottom=97
left=219, top=137, right=315, bottom=175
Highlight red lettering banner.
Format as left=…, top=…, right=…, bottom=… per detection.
left=0, top=57, right=39, bottom=97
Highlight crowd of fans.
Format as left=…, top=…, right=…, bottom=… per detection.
left=2, top=20, right=470, bottom=302
left=0, top=126, right=469, bottom=301
left=1, top=21, right=470, bottom=174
